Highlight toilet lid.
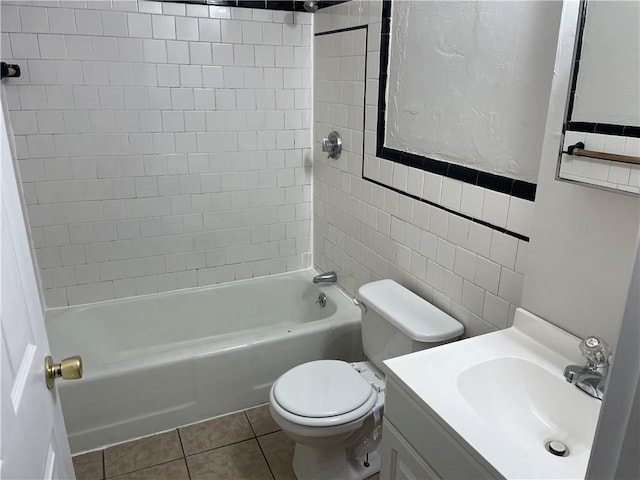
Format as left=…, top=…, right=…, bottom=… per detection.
left=273, top=360, right=374, bottom=418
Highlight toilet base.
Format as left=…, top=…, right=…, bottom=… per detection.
left=292, top=443, right=381, bottom=480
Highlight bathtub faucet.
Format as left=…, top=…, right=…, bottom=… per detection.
left=313, top=271, right=337, bottom=284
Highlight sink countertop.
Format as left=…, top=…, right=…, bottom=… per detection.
left=384, top=308, right=602, bottom=480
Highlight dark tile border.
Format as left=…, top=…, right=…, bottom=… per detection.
left=366, top=178, right=530, bottom=242
left=564, top=0, right=588, bottom=126
left=314, top=25, right=369, bottom=37
left=566, top=122, right=640, bottom=138
left=151, top=0, right=348, bottom=13
left=375, top=0, right=538, bottom=202
left=374, top=146, right=536, bottom=200
left=564, top=0, right=640, bottom=138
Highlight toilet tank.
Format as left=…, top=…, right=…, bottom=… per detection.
left=357, top=279, right=464, bottom=372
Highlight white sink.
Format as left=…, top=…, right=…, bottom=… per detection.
left=458, top=357, right=600, bottom=460
left=384, top=308, right=602, bottom=479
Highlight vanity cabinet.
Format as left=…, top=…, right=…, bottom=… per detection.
left=380, top=376, right=502, bottom=480
left=381, top=420, right=440, bottom=479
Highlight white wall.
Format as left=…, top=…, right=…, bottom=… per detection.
left=1, top=0, right=313, bottom=307
left=386, top=1, right=561, bottom=183
left=314, top=2, right=536, bottom=337
left=521, top=2, right=640, bottom=350
left=587, top=240, right=639, bottom=479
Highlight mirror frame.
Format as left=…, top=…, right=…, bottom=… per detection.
left=556, top=0, right=640, bottom=196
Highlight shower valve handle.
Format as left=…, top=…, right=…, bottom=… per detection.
left=322, top=131, right=342, bottom=159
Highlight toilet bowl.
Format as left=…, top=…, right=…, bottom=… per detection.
left=269, top=279, right=464, bottom=480
left=270, top=360, right=384, bottom=480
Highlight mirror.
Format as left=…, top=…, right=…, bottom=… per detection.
left=557, top=1, right=640, bottom=195
left=379, top=1, right=562, bottom=186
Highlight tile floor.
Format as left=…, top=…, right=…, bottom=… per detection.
left=73, top=404, right=381, bottom=480
left=72, top=404, right=295, bottom=480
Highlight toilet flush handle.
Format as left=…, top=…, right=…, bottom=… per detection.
left=354, top=299, right=367, bottom=314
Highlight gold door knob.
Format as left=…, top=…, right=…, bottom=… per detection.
left=45, top=355, right=83, bottom=390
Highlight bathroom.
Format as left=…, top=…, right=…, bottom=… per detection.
left=1, top=0, right=638, bottom=478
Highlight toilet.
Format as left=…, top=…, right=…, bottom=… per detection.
left=269, top=279, right=464, bottom=480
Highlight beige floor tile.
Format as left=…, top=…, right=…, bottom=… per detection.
left=109, top=459, right=189, bottom=480
left=186, top=439, right=273, bottom=480
left=257, top=431, right=296, bottom=480
left=104, top=430, right=183, bottom=478
left=179, top=411, right=255, bottom=456
left=246, top=404, right=281, bottom=436
left=73, top=451, right=104, bottom=480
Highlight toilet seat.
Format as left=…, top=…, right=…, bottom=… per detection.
left=271, top=360, right=378, bottom=427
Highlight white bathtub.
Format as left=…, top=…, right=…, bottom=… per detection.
left=45, top=269, right=362, bottom=454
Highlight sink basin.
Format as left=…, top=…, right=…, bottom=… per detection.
left=384, top=308, right=602, bottom=479
left=458, top=357, right=600, bottom=459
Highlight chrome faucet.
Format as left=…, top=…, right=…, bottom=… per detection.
left=564, top=336, right=611, bottom=401
left=313, top=271, right=337, bottom=284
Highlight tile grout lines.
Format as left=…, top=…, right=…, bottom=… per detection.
left=76, top=405, right=286, bottom=479
left=107, top=456, right=183, bottom=479
left=245, top=411, right=278, bottom=480
left=175, top=428, right=192, bottom=480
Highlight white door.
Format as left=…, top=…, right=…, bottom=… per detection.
left=0, top=105, right=75, bottom=479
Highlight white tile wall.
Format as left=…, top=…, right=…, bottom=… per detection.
left=317, top=2, right=535, bottom=241
left=559, top=131, right=640, bottom=195
left=3, top=0, right=313, bottom=307
left=313, top=1, right=530, bottom=337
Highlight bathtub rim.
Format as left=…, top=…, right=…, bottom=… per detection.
left=45, top=267, right=358, bottom=317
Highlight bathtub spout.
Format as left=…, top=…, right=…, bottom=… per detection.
left=313, top=271, right=337, bottom=284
